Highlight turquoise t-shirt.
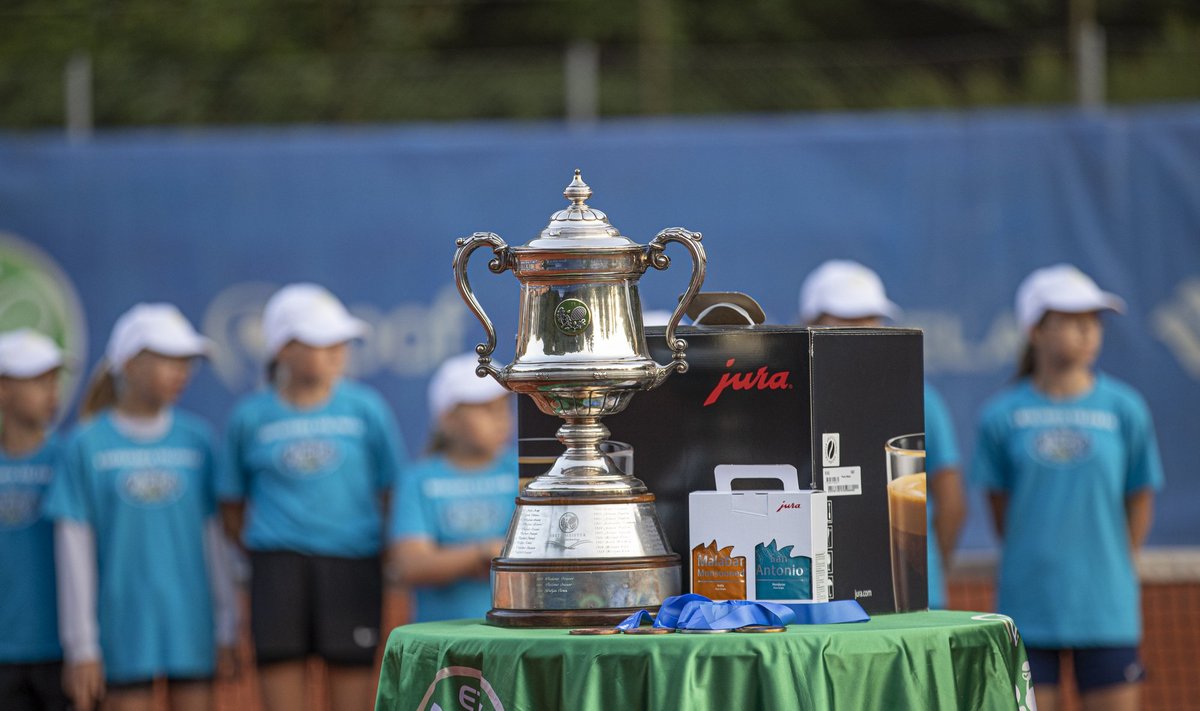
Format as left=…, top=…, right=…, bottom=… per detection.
left=41, top=411, right=217, bottom=682
left=218, top=381, right=406, bottom=558
left=924, top=383, right=961, bottom=611
left=389, top=451, right=518, bottom=622
left=971, top=374, right=1164, bottom=647
left=0, top=436, right=62, bottom=663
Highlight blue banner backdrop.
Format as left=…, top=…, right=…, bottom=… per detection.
left=2, top=105, right=1198, bottom=550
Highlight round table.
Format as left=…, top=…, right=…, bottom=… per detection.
left=375, top=610, right=1034, bottom=711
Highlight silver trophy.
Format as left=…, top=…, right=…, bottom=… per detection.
left=453, top=170, right=706, bottom=627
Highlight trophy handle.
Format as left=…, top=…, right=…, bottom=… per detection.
left=645, top=226, right=707, bottom=383
left=453, top=231, right=512, bottom=381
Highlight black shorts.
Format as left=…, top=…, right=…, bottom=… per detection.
left=0, top=661, right=70, bottom=711
left=1026, top=646, right=1146, bottom=693
left=250, top=550, right=383, bottom=667
left=106, top=675, right=211, bottom=693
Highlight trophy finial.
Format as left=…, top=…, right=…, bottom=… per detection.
left=564, top=169, right=592, bottom=207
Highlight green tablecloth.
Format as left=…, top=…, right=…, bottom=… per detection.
left=376, top=610, right=1033, bottom=711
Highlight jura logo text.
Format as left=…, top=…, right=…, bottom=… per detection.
left=775, top=502, right=804, bottom=513
left=703, top=359, right=793, bottom=406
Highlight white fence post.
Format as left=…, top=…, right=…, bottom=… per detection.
left=64, top=52, right=93, bottom=141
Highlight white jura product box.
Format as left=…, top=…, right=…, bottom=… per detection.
left=688, top=464, right=830, bottom=604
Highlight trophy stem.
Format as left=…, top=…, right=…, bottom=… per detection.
left=557, top=418, right=609, bottom=465
left=520, top=417, right=647, bottom=496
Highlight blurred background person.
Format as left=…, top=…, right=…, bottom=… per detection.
left=218, top=283, right=406, bottom=711
left=43, top=304, right=236, bottom=711
left=800, top=259, right=967, bottom=611
left=972, top=265, right=1164, bottom=711
left=0, top=330, right=70, bottom=711
left=388, top=352, right=516, bottom=622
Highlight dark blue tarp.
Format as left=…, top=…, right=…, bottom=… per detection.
left=2, top=105, right=1198, bottom=549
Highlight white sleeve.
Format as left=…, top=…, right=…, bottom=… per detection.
left=55, top=521, right=101, bottom=663
left=204, top=517, right=239, bottom=647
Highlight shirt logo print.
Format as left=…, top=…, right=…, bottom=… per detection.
left=279, top=439, right=342, bottom=477
left=1032, top=428, right=1092, bottom=466
left=121, top=469, right=186, bottom=506
left=0, top=489, right=42, bottom=529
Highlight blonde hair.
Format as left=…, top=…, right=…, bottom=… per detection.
left=80, top=362, right=119, bottom=420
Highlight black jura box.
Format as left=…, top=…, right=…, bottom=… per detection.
left=518, top=324, right=926, bottom=614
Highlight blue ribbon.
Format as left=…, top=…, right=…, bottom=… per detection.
left=616, top=594, right=869, bottom=631
left=615, top=610, right=655, bottom=630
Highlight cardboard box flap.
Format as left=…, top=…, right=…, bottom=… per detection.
left=686, top=292, right=766, bottom=326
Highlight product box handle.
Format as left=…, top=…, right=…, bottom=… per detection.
left=714, top=464, right=800, bottom=491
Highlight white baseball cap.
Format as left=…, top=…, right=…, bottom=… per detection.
left=428, top=352, right=510, bottom=421
left=106, top=303, right=212, bottom=373
left=262, top=283, right=369, bottom=358
left=799, top=260, right=901, bottom=324
left=1016, top=264, right=1125, bottom=333
left=0, top=329, right=65, bottom=378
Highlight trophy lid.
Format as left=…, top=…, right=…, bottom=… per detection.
left=521, top=170, right=640, bottom=251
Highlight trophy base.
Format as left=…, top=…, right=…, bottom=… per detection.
left=488, top=554, right=681, bottom=628
left=486, top=605, right=656, bottom=628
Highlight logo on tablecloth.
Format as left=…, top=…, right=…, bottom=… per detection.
left=971, top=613, right=1020, bottom=647
left=1015, top=660, right=1037, bottom=711
left=419, top=666, right=504, bottom=711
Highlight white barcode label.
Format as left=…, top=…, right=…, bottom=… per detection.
left=822, top=466, right=861, bottom=496
left=813, top=552, right=829, bottom=601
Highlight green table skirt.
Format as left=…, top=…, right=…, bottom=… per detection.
left=376, top=610, right=1032, bottom=711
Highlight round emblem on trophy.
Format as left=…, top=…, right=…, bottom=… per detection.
left=558, top=512, right=580, bottom=533
left=554, top=299, right=591, bottom=336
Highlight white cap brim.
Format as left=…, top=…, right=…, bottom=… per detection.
left=1039, top=291, right=1125, bottom=319
left=0, top=352, right=64, bottom=378
left=284, top=316, right=369, bottom=351
left=1021, top=293, right=1124, bottom=332
left=0, top=329, right=68, bottom=378
left=804, top=294, right=902, bottom=323
left=142, top=332, right=213, bottom=360
left=825, top=298, right=902, bottom=322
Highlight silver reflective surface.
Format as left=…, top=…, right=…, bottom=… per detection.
left=493, top=566, right=681, bottom=611
left=452, top=170, right=705, bottom=619
left=452, top=170, right=706, bottom=496
left=502, top=502, right=671, bottom=560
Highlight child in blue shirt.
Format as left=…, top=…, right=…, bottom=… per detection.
left=972, top=265, right=1164, bottom=711
left=42, top=304, right=237, bottom=711
left=0, top=329, right=70, bottom=711
left=218, top=283, right=405, bottom=711
left=800, top=259, right=967, bottom=610
left=389, top=352, right=517, bottom=622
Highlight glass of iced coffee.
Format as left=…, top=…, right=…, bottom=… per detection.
left=885, top=433, right=927, bottom=612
